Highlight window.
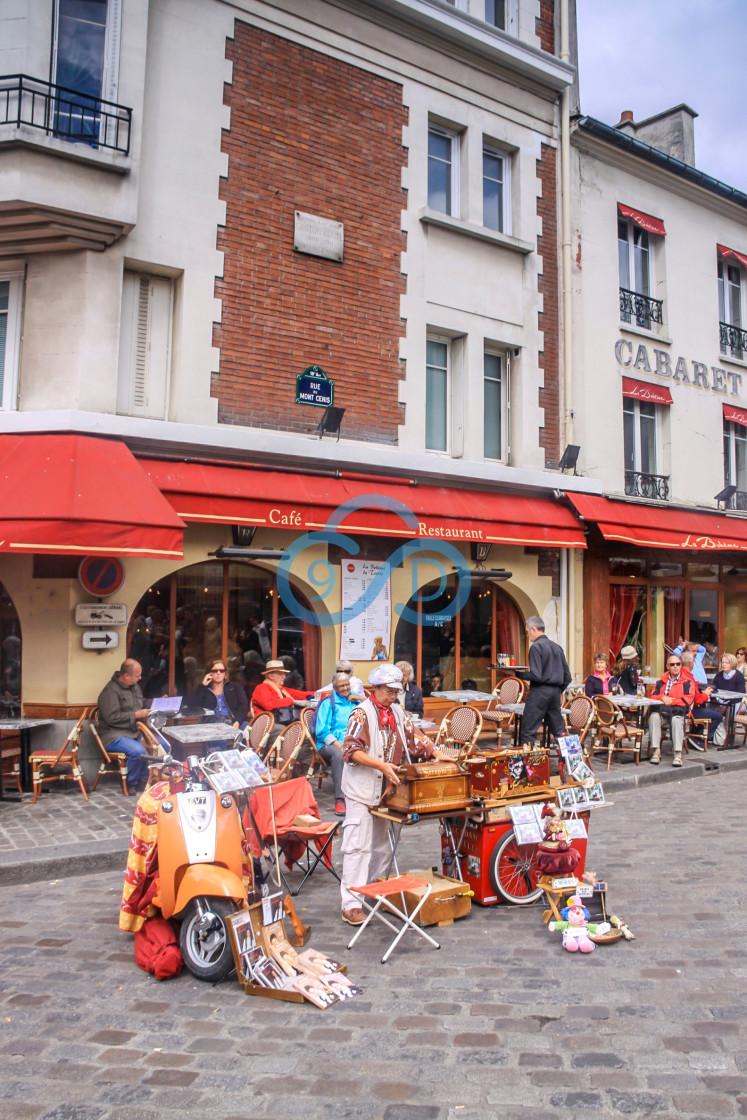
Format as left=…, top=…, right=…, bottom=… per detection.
left=719, top=258, right=745, bottom=360
left=623, top=399, right=667, bottom=498
left=428, top=126, right=459, bottom=217
left=0, top=274, right=23, bottom=412
left=426, top=339, right=449, bottom=452
left=52, top=0, right=122, bottom=144
left=483, top=146, right=509, bottom=233
left=485, top=0, right=507, bottom=29
left=618, top=219, right=664, bottom=330
left=724, top=420, right=747, bottom=503
left=484, top=351, right=507, bottom=460
left=117, top=271, right=173, bottom=419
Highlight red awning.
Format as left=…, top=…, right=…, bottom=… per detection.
left=140, top=459, right=587, bottom=548
left=618, top=203, right=666, bottom=237
left=724, top=404, right=747, bottom=428
left=718, top=243, right=747, bottom=272
left=622, top=377, right=672, bottom=406
left=0, top=435, right=185, bottom=557
left=568, top=493, right=747, bottom=552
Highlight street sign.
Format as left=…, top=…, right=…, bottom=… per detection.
left=78, top=556, right=126, bottom=598
left=82, top=630, right=120, bottom=651
left=296, top=365, right=334, bottom=408
left=74, top=603, right=128, bottom=627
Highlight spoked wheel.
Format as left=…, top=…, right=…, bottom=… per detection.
left=488, top=828, right=543, bottom=904
left=179, top=897, right=236, bottom=982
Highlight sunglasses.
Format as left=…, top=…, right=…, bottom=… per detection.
left=668, top=661, right=681, bottom=667
left=212, top=668, right=226, bottom=673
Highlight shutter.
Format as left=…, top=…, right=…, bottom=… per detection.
left=132, top=275, right=151, bottom=410
left=505, top=351, right=511, bottom=464
left=117, top=272, right=172, bottom=419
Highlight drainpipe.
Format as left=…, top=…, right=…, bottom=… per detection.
left=559, top=0, right=574, bottom=659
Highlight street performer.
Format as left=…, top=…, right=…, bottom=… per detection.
left=339, top=663, right=450, bottom=926
left=519, top=616, right=572, bottom=749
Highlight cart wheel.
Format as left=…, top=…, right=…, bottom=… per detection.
left=488, top=828, right=543, bottom=904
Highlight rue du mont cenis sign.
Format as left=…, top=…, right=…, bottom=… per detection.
left=296, top=365, right=334, bottom=409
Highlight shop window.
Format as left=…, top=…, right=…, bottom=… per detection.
left=117, top=270, right=174, bottom=419
left=688, top=587, right=718, bottom=667
left=428, top=125, right=460, bottom=217
left=687, top=563, right=720, bottom=582
left=609, top=556, right=647, bottom=578
left=0, top=274, right=23, bottom=412
left=0, top=583, right=21, bottom=717
left=650, top=585, right=684, bottom=675
left=718, top=257, right=745, bottom=360
left=724, top=589, right=747, bottom=655
left=609, top=583, right=646, bottom=663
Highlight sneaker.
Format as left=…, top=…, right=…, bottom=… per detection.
left=334, top=799, right=346, bottom=817
left=341, top=908, right=367, bottom=926
left=688, top=737, right=706, bottom=752
left=649, top=752, right=660, bottom=765
left=672, top=755, right=682, bottom=767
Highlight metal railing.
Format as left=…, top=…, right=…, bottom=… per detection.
left=720, top=321, right=747, bottom=362
left=625, top=470, right=670, bottom=501
left=723, top=487, right=747, bottom=511
left=619, top=287, right=664, bottom=331
left=0, top=74, right=131, bottom=155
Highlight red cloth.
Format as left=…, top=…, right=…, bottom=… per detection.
left=371, top=694, right=395, bottom=732
left=244, top=777, right=334, bottom=869
left=251, top=681, right=310, bottom=712
left=133, top=916, right=183, bottom=980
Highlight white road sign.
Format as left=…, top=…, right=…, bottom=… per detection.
left=74, top=603, right=128, bottom=627
left=82, top=630, right=120, bottom=651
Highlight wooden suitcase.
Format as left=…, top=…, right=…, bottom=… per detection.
left=384, top=760, right=473, bottom=817
left=466, top=747, right=551, bottom=799
left=397, top=869, right=472, bottom=927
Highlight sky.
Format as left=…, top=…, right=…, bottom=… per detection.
left=576, top=0, right=747, bottom=192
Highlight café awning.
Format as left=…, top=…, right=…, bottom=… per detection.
left=0, top=434, right=185, bottom=557
left=141, top=458, right=587, bottom=548
left=568, top=493, right=747, bottom=552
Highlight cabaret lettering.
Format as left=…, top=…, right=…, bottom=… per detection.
left=418, top=522, right=484, bottom=540
left=633, top=345, right=651, bottom=373
left=692, top=362, right=710, bottom=390
left=653, top=350, right=671, bottom=378
left=615, top=339, right=633, bottom=367
left=615, top=340, right=743, bottom=398
left=673, top=356, right=690, bottom=383
left=711, top=367, right=727, bottom=394
left=269, top=508, right=303, bottom=526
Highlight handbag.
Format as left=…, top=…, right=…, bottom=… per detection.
left=274, top=704, right=298, bottom=727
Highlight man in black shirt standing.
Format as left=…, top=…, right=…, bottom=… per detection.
left=519, top=616, right=572, bottom=748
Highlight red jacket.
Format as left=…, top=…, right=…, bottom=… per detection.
left=251, top=680, right=310, bottom=713
left=679, top=667, right=710, bottom=706
left=651, top=671, right=695, bottom=711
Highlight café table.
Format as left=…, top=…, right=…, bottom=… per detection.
left=0, top=718, right=55, bottom=800
left=162, top=721, right=242, bottom=758
left=431, top=690, right=496, bottom=704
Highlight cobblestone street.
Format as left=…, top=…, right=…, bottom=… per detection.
left=1, top=767, right=746, bottom=1119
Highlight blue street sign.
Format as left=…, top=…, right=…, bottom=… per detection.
left=296, top=365, right=334, bottom=408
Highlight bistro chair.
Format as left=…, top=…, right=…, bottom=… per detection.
left=0, top=728, right=23, bottom=795
left=733, top=705, right=747, bottom=746
left=87, top=707, right=130, bottom=795
left=496, top=676, right=526, bottom=704
left=300, top=706, right=329, bottom=789
left=480, top=697, right=513, bottom=746
left=562, top=694, right=596, bottom=766
left=435, top=704, right=483, bottom=760
left=591, top=695, right=643, bottom=769
left=265, top=721, right=307, bottom=782
left=29, top=711, right=89, bottom=804
left=248, top=710, right=275, bottom=758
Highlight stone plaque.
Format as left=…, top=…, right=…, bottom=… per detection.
left=293, top=211, right=344, bottom=261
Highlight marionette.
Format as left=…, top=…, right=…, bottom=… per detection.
left=536, top=803, right=581, bottom=876
left=549, top=896, right=610, bottom=953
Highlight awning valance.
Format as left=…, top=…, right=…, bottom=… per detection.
left=718, top=243, right=747, bottom=272
left=568, top=493, right=747, bottom=552
left=141, top=459, right=587, bottom=549
left=622, top=377, right=672, bottom=406
left=724, top=404, right=747, bottom=428
left=0, top=435, right=185, bottom=557
left=618, top=203, right=666, bottom=237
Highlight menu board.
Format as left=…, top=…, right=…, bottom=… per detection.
left=340, top=560, right=392, bottom=661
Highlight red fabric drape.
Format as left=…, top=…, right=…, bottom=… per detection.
left=609, top=585, right=639, bottom=660
left=495, top=592, right=523, bottom=662
left=302, top=621, right=319, bottom=690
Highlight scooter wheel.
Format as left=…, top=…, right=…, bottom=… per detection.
left=179, top=898, right=236, bottom=983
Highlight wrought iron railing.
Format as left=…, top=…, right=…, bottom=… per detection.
left=0, top=74, right=131, bottom=155
left=724, top=487, right=747, bottom=511
left=619, top=287, right=664, bottom=331
left=625, top=470, right=670, bottom=501
left=720, top=321, right=747, bottom=361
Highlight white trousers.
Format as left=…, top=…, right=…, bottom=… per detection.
left=340, top=797, right=391, bottom=910
left=649, top=711, right=684, bottom=755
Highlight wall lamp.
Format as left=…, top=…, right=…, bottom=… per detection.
left=232, top=525, right=257, bottom=546
left=715, top=484, right=737, bottom=509
left=558, top=444, right=581, bottom=473
left=470, top=542, right=493, bottom=564
left=318, top=406, right=345, bottom=440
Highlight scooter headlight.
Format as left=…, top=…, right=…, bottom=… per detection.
left=220, top=795, right=233, bottom=809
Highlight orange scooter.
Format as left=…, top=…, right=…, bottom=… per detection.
left=150, top=741, right=249, bottom=982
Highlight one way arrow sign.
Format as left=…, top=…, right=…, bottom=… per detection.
left=82, top=630, right=119, bottom=651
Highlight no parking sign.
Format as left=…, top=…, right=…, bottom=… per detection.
left=78, top=557, right=126, bottom=599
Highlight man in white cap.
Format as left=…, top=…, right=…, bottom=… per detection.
left=338, top=664, right=449, bottom=926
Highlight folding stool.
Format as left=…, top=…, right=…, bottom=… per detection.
left=346, top=874, right=441, bottom=964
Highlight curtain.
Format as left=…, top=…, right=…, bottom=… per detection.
left=302, top=620, right=319, bottom=691
left=495, top=591, right=523, bottom=663
left=609, top=584, right=639, bottom=660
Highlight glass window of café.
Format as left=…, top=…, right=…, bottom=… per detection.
left=0, top=582, right=21, bottom=717
left=608, top=557, right=747, bottom=674
left=393, top=575, right=525, bottom=695
left=127, top=561, right=320, bottom=700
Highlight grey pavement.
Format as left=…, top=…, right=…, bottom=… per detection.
left=1, top=762, right=747, bottom=1118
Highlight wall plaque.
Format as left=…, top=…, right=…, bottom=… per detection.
left=293, top=211, right=344, bottom=261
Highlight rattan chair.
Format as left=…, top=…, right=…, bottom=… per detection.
left=87, top=707, right=130, bottom=794
left=482, top=677, right=526, bottom=744
left=435, top=704, right=483, bottom=760
left=562, top=694, right=596, bottom=765
left=248, top=711, right=275, bottom=758
left=265, top=721, right=307, bottom=782
left=591, top=696, right=643, bottom=769
left=0, top=728, right=22, bottom=795
left=29, top=711, right=89, bottom=804
left=300, top=705, right=330, bottom=789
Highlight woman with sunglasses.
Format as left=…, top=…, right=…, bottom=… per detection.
left=188, top=658, right=250, bottom=728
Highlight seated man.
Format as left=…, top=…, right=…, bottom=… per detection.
left=314, top=671, right=361, bottom=817
left=672, top=640, right=707, bottom=686
left=317, top=659, right=365, bottom=701
left=680, top=651, right=721, bottom=748
left=97, top=659, right=151, bottom=791
left=648, top=655, right=695, bottom=767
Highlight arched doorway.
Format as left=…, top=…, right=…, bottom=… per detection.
left=128, top=560, right=321, bottom=700
left=393, top=575, right=526, bottom=694
left=0, top=582, right=22, bottom=717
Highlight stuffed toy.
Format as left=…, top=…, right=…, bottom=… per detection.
left=536, top=804, right=581, bottom=876
left=549, top=896, right=610, bottom=953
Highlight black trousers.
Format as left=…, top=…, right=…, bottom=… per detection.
left=521, top=684, right=565, bottom=744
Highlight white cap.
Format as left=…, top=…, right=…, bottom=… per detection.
left=368, top=664, right=403, bottom=688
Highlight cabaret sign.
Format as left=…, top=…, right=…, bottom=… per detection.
left=615, top=339, right=744, bottom=398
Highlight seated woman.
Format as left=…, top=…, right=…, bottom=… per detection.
left=735, top=647, right=747, bottom=680
left=614, top=645, right=640, bottom=695
left=394, top=660, right=424, bottom=719
left=584, top=653, right=618, bottom=698
left=251, top=659, right=314, bottom=737
left=711, top=653, right=746, bottom=696
left=186, top=658, right=249, bottom=729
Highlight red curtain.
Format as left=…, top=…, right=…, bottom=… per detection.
left=495, top=591, right=523, bottom=662
left=302, top=621, right=319, bottom=691
left=609, top=585, right=639, bottom=660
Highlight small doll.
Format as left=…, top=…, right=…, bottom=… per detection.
left=549, top=896, right=610, bottom=953
left=536, top=803, right=581, bottom=876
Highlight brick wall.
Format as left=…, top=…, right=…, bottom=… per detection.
left=213, top=23, right=408, bottom=441
left=535, top=0, right=555, bottom=54
left=536, top=143, right=561, bottom=469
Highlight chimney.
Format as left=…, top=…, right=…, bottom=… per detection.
left=617, top=110, right=634, bottom=125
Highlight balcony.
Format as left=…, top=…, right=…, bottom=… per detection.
left=625, top=470, right=670, bottom=501
left=0, top=75, right=131, bottom=155
left=720, top=321, right=747, bottom=362
left=619, top=288, right=664, bottom=331
left=721, top=487, right=747, bottom=511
